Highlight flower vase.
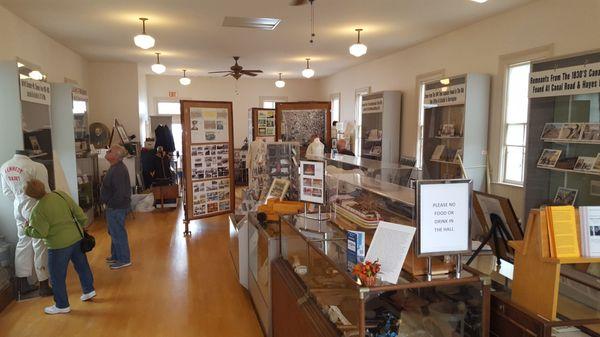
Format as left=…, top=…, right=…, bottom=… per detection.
left=360, top=275, right=377, bottom=287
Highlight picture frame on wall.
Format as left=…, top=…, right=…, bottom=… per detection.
left=554, top=187, right=578, bottom=206
left=275, top=101, right=331, bottom=150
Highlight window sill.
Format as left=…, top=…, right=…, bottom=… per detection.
left=492, top=181, right=524, bottom=189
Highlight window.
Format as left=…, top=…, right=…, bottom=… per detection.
left=354, top=87, right=370, bottom=155
left=260, top=96, right=287, bottom=109
left=501, top=62, right=531, bottom=185
left=415, top=83, right=427, bottom=168
left=157, top=101, right=180, bottom=115
left=330, top=93, right=340, bottom=123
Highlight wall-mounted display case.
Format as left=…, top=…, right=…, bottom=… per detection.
left=421, top=74, right=490, bottom=191
left=359, top=91, right=402, bottom=162
left=524, top=50, right=600, bottom=211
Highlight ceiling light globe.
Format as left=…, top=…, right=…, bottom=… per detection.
left=151, top=63, right=166, bottom=74
left=302, top=68, right=315, bottom=78
left=29, top=70, right=44, bottom=80
left=179, top=77, right=191, bottom=86
left=134, top=34, right=155, bottom=49
left=349, top=43, right=368, bottom=57
left=275, top=79, right=286, bottom=88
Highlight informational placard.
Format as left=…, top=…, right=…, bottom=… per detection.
left=416, top=179, right=472, bottom=257
left=20, top=78, right=51, bottom=105
left=529, top=61, right=600, bottom=98
left=423, top=83, right=466, bottom=107
left=71, top=87, right=88, bottom=102
left=257, top=109, right=276, bottom=137
left=190, top=107, right=229, bottom=143
left=299, top=160, right=325, bottom=204
left=365, top=221, right=416, bottom=284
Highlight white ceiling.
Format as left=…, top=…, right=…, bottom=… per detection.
left=1, top=0, right=534, bottom=78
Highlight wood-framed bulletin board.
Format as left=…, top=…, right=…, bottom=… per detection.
left=181, top=100, right=235, bottom=234
left=251, top=107, right=276, bottom=141
left=275, top=101, right=331, bottom=150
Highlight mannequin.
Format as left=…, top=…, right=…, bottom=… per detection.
left=0, top=150, right=52, bottom=296
left=306, top=137, right=325, bottom=157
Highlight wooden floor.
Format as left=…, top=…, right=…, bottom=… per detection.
left=0, top=207, right=264, bottom=337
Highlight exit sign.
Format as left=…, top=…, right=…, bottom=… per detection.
left=168, top=91, right=177, bottom=98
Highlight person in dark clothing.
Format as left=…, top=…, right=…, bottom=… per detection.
left=336, top=139, right=355, bottom=156
left=101, top=145, right=132, bottom=270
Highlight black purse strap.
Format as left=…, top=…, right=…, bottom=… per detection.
left=53, top=191, right=84, bottom=239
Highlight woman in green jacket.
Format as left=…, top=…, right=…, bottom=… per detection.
left=24, top=179, right=95, bottom=315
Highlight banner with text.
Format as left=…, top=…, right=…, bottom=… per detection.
left=529, top=61, right=600, bottom=98
left=424, top=84, right=466, bottom=107
left=20, top=79, right=51, bottom=105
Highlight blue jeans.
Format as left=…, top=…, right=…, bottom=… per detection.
left=48, top=240, right=94, bottom=309
left=106, top=208, right=131, bottom=264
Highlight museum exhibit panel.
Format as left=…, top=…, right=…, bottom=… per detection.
left=275, top=102, right=332, bottom=151
left=252, top=108, right=277, bottom=142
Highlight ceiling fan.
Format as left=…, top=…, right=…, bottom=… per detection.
left=208, top=56, right=263, bottom=80
left=289, top=0, right=309, bottom=5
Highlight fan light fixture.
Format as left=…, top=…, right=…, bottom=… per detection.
left=275, top=73, right=286, bottom=88
left=179, top=70, right=191, bottom=85
left=134, top=18, right=156, bottom=50
left=29, top=70, right=44, bottom=80
left=302, top=58, right=315, bottom=78
left=151, top=52, right=166, bottom=74
left=349, top=29, right=367, bottom=57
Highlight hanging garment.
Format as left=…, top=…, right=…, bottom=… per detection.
left=154, top=125, right=176, bottom=153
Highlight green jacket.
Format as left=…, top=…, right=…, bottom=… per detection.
left=25, top=191, right=87, bottom=249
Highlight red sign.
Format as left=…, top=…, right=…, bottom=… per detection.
left=168, top=91, right=177, bottom=98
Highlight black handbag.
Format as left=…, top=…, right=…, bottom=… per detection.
left=53, top=192, right=96, bottom=253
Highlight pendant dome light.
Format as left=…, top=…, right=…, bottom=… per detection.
left=133, top=18, right=156, bottom=50
left=275, top=73, right=285, bottom=88
left=179, top=70, right=191, bottom=86
left=349, top=28, right=367, bottom=57
left=151, top=52, right=166, bottom=74
left=302, top=58, right=315, bottom=78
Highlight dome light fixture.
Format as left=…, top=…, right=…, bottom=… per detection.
left=179, top=69, right=191, bottom=86
left=134, top=18, right=155, bottom=50
left=275, top=73, right=285, bottom=88
left=440, top=78, right=450, bottom=85
left=302, top=58, right=315, bottom=78
left=151, top=52, right=166, bottom=74
left=29, top=70, right=44, bottom=80
left=349, top=28, right=367, bottom=57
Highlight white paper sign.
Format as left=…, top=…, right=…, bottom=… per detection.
left=20, top=78, right=51, bottom=105
left=365, top=221, right=415, bottom=284
left=299, top=160, right=325, bottom=204
left=418, top=182, right=471, bottom=255
left=424, top=83, right=466, bottom=107
left=529, top=61, right=600, bottom=98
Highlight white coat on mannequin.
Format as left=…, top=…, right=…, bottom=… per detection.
left=0, top=154, right=50, bottom=281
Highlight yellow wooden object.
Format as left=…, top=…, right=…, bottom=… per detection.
left=510, top=209, right=600, bottom=320
left=257, top=199, right=305, bottom=221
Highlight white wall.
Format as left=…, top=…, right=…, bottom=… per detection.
left=146, top=75, right=321, bottom=147
left=87, top=62, right=141, bottom=140
left=0, top=5, right=89, bottom=243
left=318, top=0, right=600, bottom=220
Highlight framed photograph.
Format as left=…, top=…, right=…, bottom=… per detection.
left=580, top=123, right=600, bottom=141
left=540, top=123, right=562, bottom=140
left=574, top=156, right=595, bottom=171
left=537, top=149, right=562, bottom=168
left=558, top=123, right=584, bottom=140
left=590, top=180, right=600, bottom=197
left=592, top=153, right=600, bottom=172
left=275, top=102, right=331, bottom=149
left=252, top=108, right=276, bottom=140
left=266, top=178, right=290, bottom=201
left=29, top=136, right=41, bottom=152
left=114, top=119, right=131, bottom=144
left=299, top=160, right=325, bottom=204
left=554, top=187, right=578, bottom=205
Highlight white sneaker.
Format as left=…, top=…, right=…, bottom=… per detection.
left=80, top=290, right=96, bottom=301
left=44, top=305, right=71, bottom=315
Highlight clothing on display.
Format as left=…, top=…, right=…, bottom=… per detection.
left=0, top=153, right=50, bottom=282
left=306, top=138, right=325, bottom=157
left=154, top=125, right=176, bottom=153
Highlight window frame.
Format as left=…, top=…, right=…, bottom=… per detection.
left=259, top=96, right=287, bottom=109
left=415, top=70, right=445, bottom=169
left=354, top=87, right=371, bottom=155
left=330, top=92, right=341, bottom=123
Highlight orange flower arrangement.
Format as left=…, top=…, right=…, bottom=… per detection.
left=352, top=259, right=381, bottom=287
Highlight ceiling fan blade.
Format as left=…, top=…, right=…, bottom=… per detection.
left=289, top=0, right=308, bottom=5
left=222, top=73, right=232, bottom=77
left=241, top=72, right=258, bottom=77
left=208, top=71, right=232, bottom=74
left=241, top=70, right=263, bottom=73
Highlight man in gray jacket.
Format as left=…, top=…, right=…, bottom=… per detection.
left=100, top=145, right=132, bottom=270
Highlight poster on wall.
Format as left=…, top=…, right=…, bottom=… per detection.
left=20, top=78, right=51, bottom=105
left=416, top=179, right=472, bottom=256
left=280, top=109, right=328, bottom=146
left=257, top=109, right=276, bottom=137
left=299, top=160, right=325, bottom=204
left=190, top=107, right=229, bottom=143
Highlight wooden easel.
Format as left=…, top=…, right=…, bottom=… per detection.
left=509, top=209, right=600, bottom=320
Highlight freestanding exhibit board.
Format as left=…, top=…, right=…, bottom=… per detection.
left=181, top=100, right=235, bottom=235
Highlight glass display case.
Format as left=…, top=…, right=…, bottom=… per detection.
left=276, top=215, right=490, bottom=337
left=248, top=141, right=300, bottom=200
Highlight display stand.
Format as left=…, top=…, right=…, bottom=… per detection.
left=509, top=209, right=600, bottom=320
left=181, top=100, right=235, bottom=236
left=251, top=108, right=276, bottom=141
left=275, top=102, right=331, bottom=151
left=359, top=91, right=402, bottom=162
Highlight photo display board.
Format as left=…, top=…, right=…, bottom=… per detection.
left=299, top=160, right=325, bottom=204
left=275, top=102, right=331, bottom=150
left=182, top=100, right=234, bottom=220
left=416, top=179, right=472, bottom=257
left=252, top=108, right=276, bottom=141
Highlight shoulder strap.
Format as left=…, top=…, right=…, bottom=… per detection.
left=52, top=191, right=84, bottom=238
